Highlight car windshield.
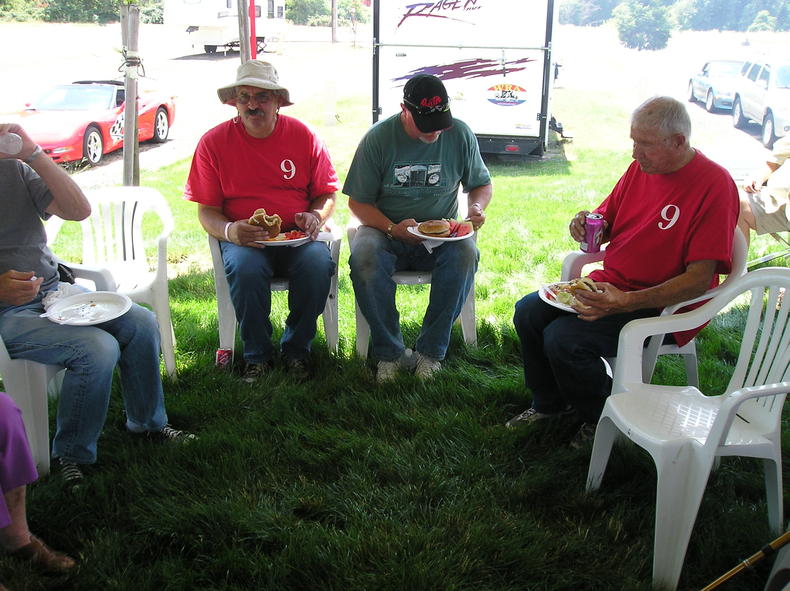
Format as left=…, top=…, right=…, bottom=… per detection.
left=776, top=65, right=790, bottom=89
left=709, top=61, right=742, bottom=76
left=32, top=85, right=116, bottom=111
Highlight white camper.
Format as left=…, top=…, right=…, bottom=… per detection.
left=164, top=0, right=286, bottom=54
left=374, top=0, right=557, bottom=156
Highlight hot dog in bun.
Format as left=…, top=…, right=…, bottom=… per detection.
left=417, top=219, right=451, bottom=238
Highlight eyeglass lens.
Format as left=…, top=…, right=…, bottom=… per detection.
left=237, top=91, right=273, bottom=104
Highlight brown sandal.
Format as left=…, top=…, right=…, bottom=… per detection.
left=9, top=535, right=76, bottom=573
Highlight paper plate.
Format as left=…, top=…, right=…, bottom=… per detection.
left=406, top=226, right=475, bottom=242
left=44, top=291, right=132, bottom=326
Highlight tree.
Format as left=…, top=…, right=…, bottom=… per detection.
left=286, top=0, right=330, bottom=26
left=559, top=0, right=621, bottom=26
left=613, top=0, right=672, bottom=50
left=748, top=8, right=777, bottom=30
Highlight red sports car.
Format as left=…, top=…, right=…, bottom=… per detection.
left=14, top=80, right=176, bottom=165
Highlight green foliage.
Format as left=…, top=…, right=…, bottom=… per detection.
left=0, top=0, right=45, bottom=21
left=286, top=0, right=329, bottom=25
left=674, top=0, right=790, bottom=31
left=613, top=0, right=672, bottom=49
left=559, top=0, right=621, bottom=26
left=338, top=0, right=368, bottom=26
left=43, top=0, right=119, bottom=23
left=748, top=8, right=778, bottom=30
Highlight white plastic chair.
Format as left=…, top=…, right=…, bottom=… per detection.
left=560, top=227, right=748, bottom=386
left=586, top=266, right=790, bottom=591
left=346, top=224, right=477, bottom=358
left=51, top=186, right=177, bottom=379
left=0, top=266, right=115, bottom=476
left=207, top=229, right=342, bottom=361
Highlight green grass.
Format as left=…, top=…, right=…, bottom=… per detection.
left=5, top=82, right=789, bottom=591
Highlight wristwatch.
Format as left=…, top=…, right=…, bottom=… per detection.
left=23, top=145, right=43, bottom=164
left=385, top=223, right=395, bottom=239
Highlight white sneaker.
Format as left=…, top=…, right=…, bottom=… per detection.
left=415, top=352, right=441, bottom=380
left=376, top=349, right=416, bottom=383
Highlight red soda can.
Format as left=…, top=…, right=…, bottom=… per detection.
left=215, top=348, right=233, bottom=370
left=581, top=213, right=605, bottom=253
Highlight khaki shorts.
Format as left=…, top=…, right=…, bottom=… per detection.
left=746, top=189, right=790, bottom=235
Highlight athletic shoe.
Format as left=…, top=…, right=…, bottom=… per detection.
left=376, top=348, right=416, bottom=383
left=504, top=405, right=574, bottom=428
left=241, top=361, right=269, bottom=383
left=58, top=458, right=84, bottom=489
left=285, top=357, right=310, bottom=379
left=570, top=422, right=597, bottom=449
left=414, top=352, right=442, bottom=380
left=147, top=424, right=196, bottom=444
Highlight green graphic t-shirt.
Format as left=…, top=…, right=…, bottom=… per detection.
left=342, top=114, right=490, bottom=223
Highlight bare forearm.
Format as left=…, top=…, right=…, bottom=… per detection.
left=622, top=260, right=717, bottom=311
left=348, top=199, right=392, bottom=232
left=467, top=184, right=492, bottom=211
left=308, top=192, right=336, bottom=224
left=197, top=205, right=231, bottom=240
left=34, top=153, right=90, bottom=221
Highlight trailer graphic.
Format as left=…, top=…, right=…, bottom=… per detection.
left=373, top=0, right=557, bottom=156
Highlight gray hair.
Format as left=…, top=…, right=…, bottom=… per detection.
left=631, top=96, right=691, bottom=142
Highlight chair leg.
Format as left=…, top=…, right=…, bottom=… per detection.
left=651, top=447, right=709, bottom=591
left=763, top=456, right=784, bottom=535
left=460, top=284, right=477, bottom=346
left=152, top=287, right=177, bottom=380
left=5, top=362, right=53, bottom=476
left=683, top=352, right=699, bottom=389
left=586, top=416, right=619, bottom=491
left=355, top=300, right=370, bottom=359
left=322, top=286, right=339, bottom=354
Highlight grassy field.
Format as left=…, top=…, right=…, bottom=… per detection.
left=5, top=72, right=789, bottom=591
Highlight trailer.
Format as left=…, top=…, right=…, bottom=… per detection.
left=164, top=0, right=286, bottom=55
left=373, top=0, right=557, bottom=157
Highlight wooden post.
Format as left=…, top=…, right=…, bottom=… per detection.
left=121, top=3, right=140, bottom=186
left=237, top=0, right=250, bottom=63
left=331, top=0, right=338, bottom=43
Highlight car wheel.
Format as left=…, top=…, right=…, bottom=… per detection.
left=762, top=113, right=776, bottom=149
left=732, top=98, right=746, bottom=129
left=687, top=82, right=696, bottom=103
left=83, top=125, right=103, bottom=165
left=204, top=45, right=217, bottom=54
left=152, top=107, right=169, bottom=143
left=705, top=90, right=716, bottom=113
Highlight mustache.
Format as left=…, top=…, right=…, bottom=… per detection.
left=246, top=108, right=261, bottom=116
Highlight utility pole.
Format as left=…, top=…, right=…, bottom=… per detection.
left=121, top=3, right=141, bottom=186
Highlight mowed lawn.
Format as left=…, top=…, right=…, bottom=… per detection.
left=5, top=58, right=789, bottom=591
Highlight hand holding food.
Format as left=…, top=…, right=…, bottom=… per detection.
left=248, top=208, right=282, bottom=238
left=547, top=277, right=600, bottom=308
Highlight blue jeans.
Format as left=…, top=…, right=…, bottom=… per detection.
left=0, top=293, right=168, bottom=464
left=349, top=226, right=478, bottom=362
left=220, top=240, right=333, bottom=364
left=512, top=292, right=657, bottom=422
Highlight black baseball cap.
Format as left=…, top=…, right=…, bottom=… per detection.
left=403, top=74, right=453, bottom=133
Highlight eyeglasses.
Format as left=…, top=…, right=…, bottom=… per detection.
left=404, top=98, right=450, bottom=115
left=236, top=91, right=275, bottom=105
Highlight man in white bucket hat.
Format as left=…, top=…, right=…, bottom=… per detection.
left=185, top=60, right=340, bottom=382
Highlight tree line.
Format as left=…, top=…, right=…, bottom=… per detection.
left=561, top=0, right=789, bottom=50
left=0, top=0, right=368, bottom=26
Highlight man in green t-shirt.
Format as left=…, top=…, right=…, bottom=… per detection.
left=343, top=75, right=493, bottom=382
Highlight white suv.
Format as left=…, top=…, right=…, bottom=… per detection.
left=731, top=59, right=790, bottom=148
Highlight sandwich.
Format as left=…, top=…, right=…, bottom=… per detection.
left=417, top=219, right=451, bottom=238
left=248, top=208, right=282, bottom=239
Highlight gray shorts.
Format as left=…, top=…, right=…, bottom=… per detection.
left=746, top=189, right=790, bottom=235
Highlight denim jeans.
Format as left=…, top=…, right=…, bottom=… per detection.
left=220, top=240, right=333, bottom=364
left=512, top=291, right=657, bottom=422
left=0, top=293, right=168, bottom=464
left=349, top=225, right=478, bottom=362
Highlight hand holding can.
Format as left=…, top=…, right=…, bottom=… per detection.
left=581, top=213, right=604, bottom=253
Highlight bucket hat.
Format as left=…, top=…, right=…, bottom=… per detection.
left=217, top=60, right=293, bottom=106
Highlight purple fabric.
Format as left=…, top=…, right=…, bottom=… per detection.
left=0, top=392, right=38, bottom=528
